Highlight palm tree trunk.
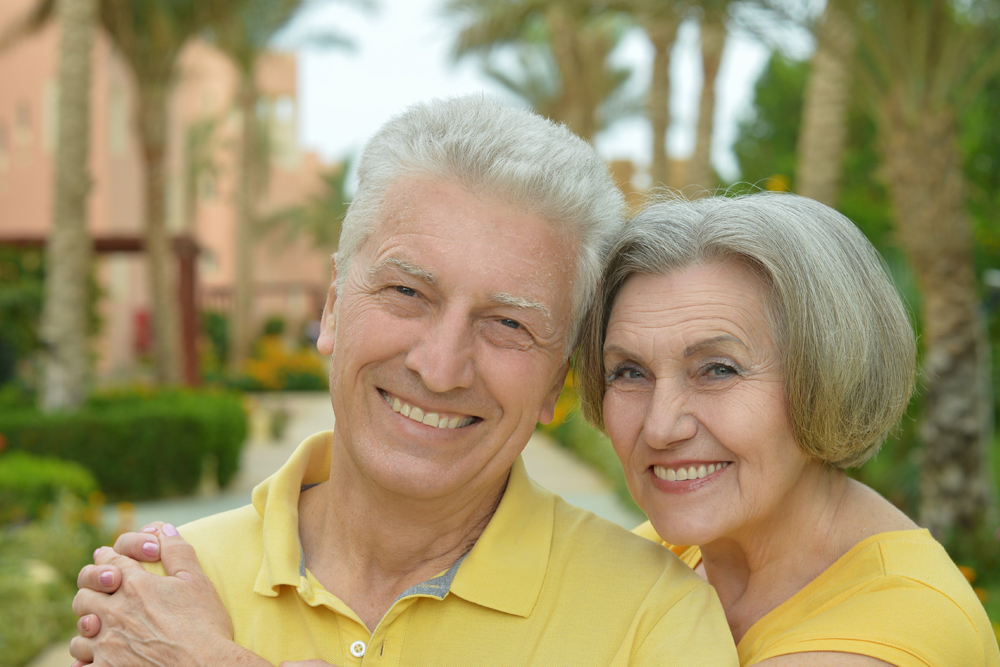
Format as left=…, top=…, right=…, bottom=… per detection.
left=687, top=15, right=725, bottom=194
left=546, top=6, right=596, bottom=142
left=39, top=0, right=96, bottom=411
left=138, top=81, right=183, bottom=385
left=795, top=0, right=856, bottom=207
left=229, top=76, right=258, bottom=373
left=879, top=103, right=993, bottom=541
left=647, top=18, right=678, bottom=189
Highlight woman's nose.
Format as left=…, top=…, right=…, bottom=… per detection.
left=642, top=381, right=698, bottom=449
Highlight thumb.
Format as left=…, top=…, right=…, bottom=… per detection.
left=159, top=523, right=203, bottom=581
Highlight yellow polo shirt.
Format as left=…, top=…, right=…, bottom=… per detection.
left=634, top=522, right=1000, bottom=666
left=171, top=432, right=736, bottom=666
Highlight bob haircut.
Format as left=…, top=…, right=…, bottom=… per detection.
left=577, top=192, right=916, bottom=469
left=336, top=95, right=625, bottom=352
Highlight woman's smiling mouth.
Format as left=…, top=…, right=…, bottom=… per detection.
left=652, top=461, right=731, bottom=482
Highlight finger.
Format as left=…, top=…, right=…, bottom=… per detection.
left=114, top=529, right=162, bottom=562
left=77, top=563, right=122, bottom=593
left=280, top=662, right=341, bottom=666
left=159, top=523, right=204, bottom=581
left=93, top=546, right=149, bottom=574
left=77, top=613, right=101, bottom=638
left=69, top=635, right=94, bottom=663
left=70, top=662, right=89, bottom=667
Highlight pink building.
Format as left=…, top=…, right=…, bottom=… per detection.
left=0, top=0, right=335, bottom=381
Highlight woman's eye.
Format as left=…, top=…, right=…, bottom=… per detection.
left=608, top=366, right=645, bottom=382
left=706, top=363, right=737, bottom=378
left=395, top=286, right=417, bottom=297
left=499, top=318, right=521, bottom=329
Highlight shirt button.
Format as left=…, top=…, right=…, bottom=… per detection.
left=350, top=640, right=366, bottom=657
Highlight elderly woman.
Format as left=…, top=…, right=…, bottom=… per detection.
left=577, top=192, right=999, bottom=667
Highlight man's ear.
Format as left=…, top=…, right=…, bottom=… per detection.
left=316, top=255, right=338, bottom=355
left=538, top=361, right=570, bottom=425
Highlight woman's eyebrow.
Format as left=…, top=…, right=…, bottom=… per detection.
left=683, top=335, right=744, bottom=358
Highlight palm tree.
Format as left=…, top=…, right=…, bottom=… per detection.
left=794, top=0, right=857, bottom=207
left=686, top=0, right=731, bottom=194
left=448, top=0, right=634, bottom=142
left=855, top=0, right=1000, bottom=545
left=10, top=0, right=242, bottom=385
left=209, top=0, right=360, bottom=372
left=36, top=0, right=97, bottom=411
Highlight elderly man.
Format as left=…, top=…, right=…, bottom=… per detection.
left=71, top=96, right=736, bottom=667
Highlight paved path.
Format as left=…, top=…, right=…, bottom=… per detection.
left=29, top=392, right=640, bottom=667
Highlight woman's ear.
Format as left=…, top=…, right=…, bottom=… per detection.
left=316, top=255, right=338, bottom=355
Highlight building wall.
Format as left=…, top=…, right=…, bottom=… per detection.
left=0, top=0, right=334, bottom=380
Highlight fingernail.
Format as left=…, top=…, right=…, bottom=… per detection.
left=81, top=616, right=90, bottom=632
left=93, top=548, right=101, bottom=561
left=142, top=541, right=159, bottom=557
left=163, top=523, right=179, bottom=537
left=141, top=525, right=158, bottom=534
left=99, top=571, right=114, bottom=587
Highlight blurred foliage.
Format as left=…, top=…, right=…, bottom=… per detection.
left=537, top=370, right=644, bottom=518
left=0, top=247, right=45, bottom=387
left=0, top=493, right=111, bottom=667
left=0, top=452, right=99, bottom=525
left=0, top=246, right=101, bottom=391
left=0, top=388, right=247, bottom=500
left=236, top=334, right=327, bottom=392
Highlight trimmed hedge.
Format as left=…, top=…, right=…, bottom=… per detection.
left=0, top=390, right=247, bottom=501
left=0, top=452, right=98, bottom=525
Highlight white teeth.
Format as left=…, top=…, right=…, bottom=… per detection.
left=381, top=391, right=473, bottom=430
left=654, top=461, right=730, bottom=482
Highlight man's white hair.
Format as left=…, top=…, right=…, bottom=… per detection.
left=336, top=95, right=625, bottom=352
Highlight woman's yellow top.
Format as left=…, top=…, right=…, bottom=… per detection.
left=634, top=523, right=1000, bottom=666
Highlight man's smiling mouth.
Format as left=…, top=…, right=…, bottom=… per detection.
left=379, top=389, right=479, bottom=429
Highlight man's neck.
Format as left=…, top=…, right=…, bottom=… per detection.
left=296, top=450, right=509, bottom=631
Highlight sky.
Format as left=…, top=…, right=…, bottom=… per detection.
left=286, top=0, right=815, bottom=184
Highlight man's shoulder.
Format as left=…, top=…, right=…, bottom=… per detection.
left=179, top=504, right=263, bottom=577
left=548, top=497, right=707, bottom=598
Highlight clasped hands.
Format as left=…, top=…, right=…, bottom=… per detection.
left=72, top=522, right=337, bottom=667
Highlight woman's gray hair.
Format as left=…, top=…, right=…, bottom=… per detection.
left=578, top=192, right=916, bottom=468
left=336, top=94, right=625, bottom=352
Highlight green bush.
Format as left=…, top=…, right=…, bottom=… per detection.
left=0, top=494, right=110, bottom=667
left=0, top=452, right=98, bottom=525
left=0, top=389, right=247, bottom=501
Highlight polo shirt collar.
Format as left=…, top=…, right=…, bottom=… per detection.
left=448, top=456, right=554, bottom=618
left=248, top=432, right=555, bottom=620
left=251, top=431, right=333, bottom=597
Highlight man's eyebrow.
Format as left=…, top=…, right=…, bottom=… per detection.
left=370, top=257, right=437, bottom=284
left=491, top=293, right=551, bottom=319
left=683, top=335, right=744, bottom=357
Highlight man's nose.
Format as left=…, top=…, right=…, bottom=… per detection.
left=404, top=309, right=475, bottom=393
left=642, top=381, right=697, bottom=449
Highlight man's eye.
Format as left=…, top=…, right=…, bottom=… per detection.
left=395, top=286, right=417, bottom=297
left=500, top=318, right=521, bottom=329
left=607, top=365, right=645, bottom=382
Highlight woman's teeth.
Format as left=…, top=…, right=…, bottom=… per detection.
left=381, top=391, right=474, bottom=429
left=653, top=461, right=730, bottom=482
